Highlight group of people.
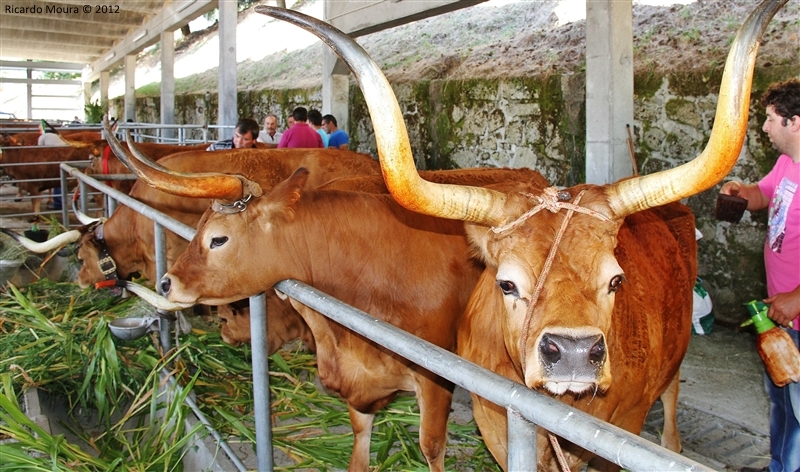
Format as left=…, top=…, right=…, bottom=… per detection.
left=206, top=106, right=349, bottom=151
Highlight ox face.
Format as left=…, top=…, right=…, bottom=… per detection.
left=160, top=170, right=307, bottom=306
left=75, top=227, right=141, bottom=288
left=465, top=186, right=623, bottom=395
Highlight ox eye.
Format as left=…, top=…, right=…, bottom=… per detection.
left=609, top=274, right=625, bottom=293
left=210, top=236, right=228, bottom=249
left=497, top=280, right=519, bottom=297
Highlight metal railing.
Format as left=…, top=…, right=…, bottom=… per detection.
left=61, top=162, right=712, bottom=472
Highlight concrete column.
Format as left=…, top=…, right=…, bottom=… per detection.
left=99, top=71, right=109, bottom=106
left=585, top=0, right=634, bottom=185
left=322, top=48, right=350, bottom=135
left=217, top=0, right=237, bottom=140
left=160, top=30, right=176, bottom=141
left=124, top=54, right=136, bottom=122
left=26, top=68, right=32, bottom=119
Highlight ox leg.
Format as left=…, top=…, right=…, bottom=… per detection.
left=31, top=193, right=42, bottom=216
left=416, top=375, right=454, bottom=472
left=660, top=369, right=682, bottom=452
left=348, top=406, right=375, bottom=472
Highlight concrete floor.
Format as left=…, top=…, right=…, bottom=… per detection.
left=662, top=323, right=773, bottom=470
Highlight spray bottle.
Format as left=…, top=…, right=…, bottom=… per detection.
left=742, top=300, right=800, bottom=387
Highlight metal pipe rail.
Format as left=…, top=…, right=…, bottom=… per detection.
left=64, top=163, right=711, bottom=471
left=275, top=280, right=712, bottom=472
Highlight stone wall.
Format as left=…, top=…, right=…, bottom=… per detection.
left=115, top=65, right=796, bottom=325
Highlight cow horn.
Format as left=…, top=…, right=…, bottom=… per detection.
left=71, top=197, right=104, bottom=225
left=255, top=6, right=507, bottom=226
left=606, top=0, right=786, bottom=217
left=0, top=228, right=82, bottom=253
left=101, top=117, right=261, bottom=201
left=96, top=279, right=194, bottom=310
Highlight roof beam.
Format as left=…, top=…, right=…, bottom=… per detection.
left=0, top=60, right=84, bottom=72
left=0, top=44, right=101, bottom=64
left=41, top=0, right=164, bottom=14
left=1, top=8, right=147, bottom=28
left=86, top=0, right=217, bottom=81
left=0, top=30, right=116, bottom=49
left=0, top=16, right=131, bottom=37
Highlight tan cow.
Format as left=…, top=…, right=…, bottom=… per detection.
left=252, top=3, right=780, bottom=470
left=0, top=142, right=94, bottom=214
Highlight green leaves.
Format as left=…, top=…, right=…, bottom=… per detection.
left=0, top=280, right=501, bottom=471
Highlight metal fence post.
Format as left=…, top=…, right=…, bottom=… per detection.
left=249, top=292, right=273, bottom=471
left=153, top=221, right=172, bottom=352
left=507, top=408, right=538, bottom=471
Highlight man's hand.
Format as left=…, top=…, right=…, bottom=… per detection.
left=765, top=286, right=800, bottom=328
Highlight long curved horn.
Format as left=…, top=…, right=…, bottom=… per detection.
left=96, top=280, right=194, bottom=310
left=71, top=195, right=104, bottom=225
left=1, top=228, right=82, bottom=253
left=606, top=0, right=786, bottom=217
left=255, top=6, right=507, bottom=226
left=101, top=117, right=261, bottom=201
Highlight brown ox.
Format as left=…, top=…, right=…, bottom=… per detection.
left=76, top=147, right=378, bottom=352
left=0, top=130, right=102, bottom=147
left=84, top=141, right=211, bottom=195
left=0, top=142, right=94, bottom=214
left=249, top=3, right=777, bottom=471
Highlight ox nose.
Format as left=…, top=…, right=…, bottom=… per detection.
left=538, top=333, right=606, bottom=379
left=160, top=276, right=172, bottom=295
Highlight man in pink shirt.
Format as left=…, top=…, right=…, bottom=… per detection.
left=720, top=79, right=800, bottom=472
left=278, top=107, right=323, bottom=148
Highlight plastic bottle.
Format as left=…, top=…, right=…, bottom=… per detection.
left=742, top=300, right=800, bottom=387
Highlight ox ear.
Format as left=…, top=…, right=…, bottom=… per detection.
left=262, top=167, right=310, bottom=220
left=463, top=222, right=498, bottom=268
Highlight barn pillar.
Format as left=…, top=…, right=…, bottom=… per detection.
left=217, top=0, right=238, bottom=141
left=322, top=49, right=350, bottom=137
left=160, top=30, right=176, bottom=141
left=99, top=71, right=109, bottom=108
left=26, top=68, right=32, bottom=119
left=124, top=54, right=136, bottom=123
left=585, top=0, right=635, bottom=184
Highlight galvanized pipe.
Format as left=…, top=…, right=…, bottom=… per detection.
left=61, top=163, right=195, bottom=240
left=274, top=279, right=713, bottom=472
left=508, top=408, right=538, bottom=471
left=154, top=222, right=172, bottom=353
left=249, top=292, right=274, bottom=471
left=161, top=368, right=248, bottom=472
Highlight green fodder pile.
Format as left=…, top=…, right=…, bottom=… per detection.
left=0, top=280, right=500, bottom=471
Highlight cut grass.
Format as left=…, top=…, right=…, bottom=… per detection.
left=0, top=279, right=501, bottom=471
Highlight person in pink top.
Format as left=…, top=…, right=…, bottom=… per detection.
left=721, top=79, right=800, bottom=472
left=278, top=107, right=323, bottom=148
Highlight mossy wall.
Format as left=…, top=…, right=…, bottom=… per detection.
left=116, top=64, right=796, bottom=325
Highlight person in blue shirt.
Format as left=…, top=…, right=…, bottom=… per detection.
left=308, top=109, right=329, bottom=148
left=322, top=114, right=349, bottom=150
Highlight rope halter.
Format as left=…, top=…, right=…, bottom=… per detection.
left=490, top=187, right=610, bottom=374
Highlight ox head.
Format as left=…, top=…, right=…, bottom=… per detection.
left=97, top=120, right=305, bottom=304
left=255, top=0, right=783, bottom=395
